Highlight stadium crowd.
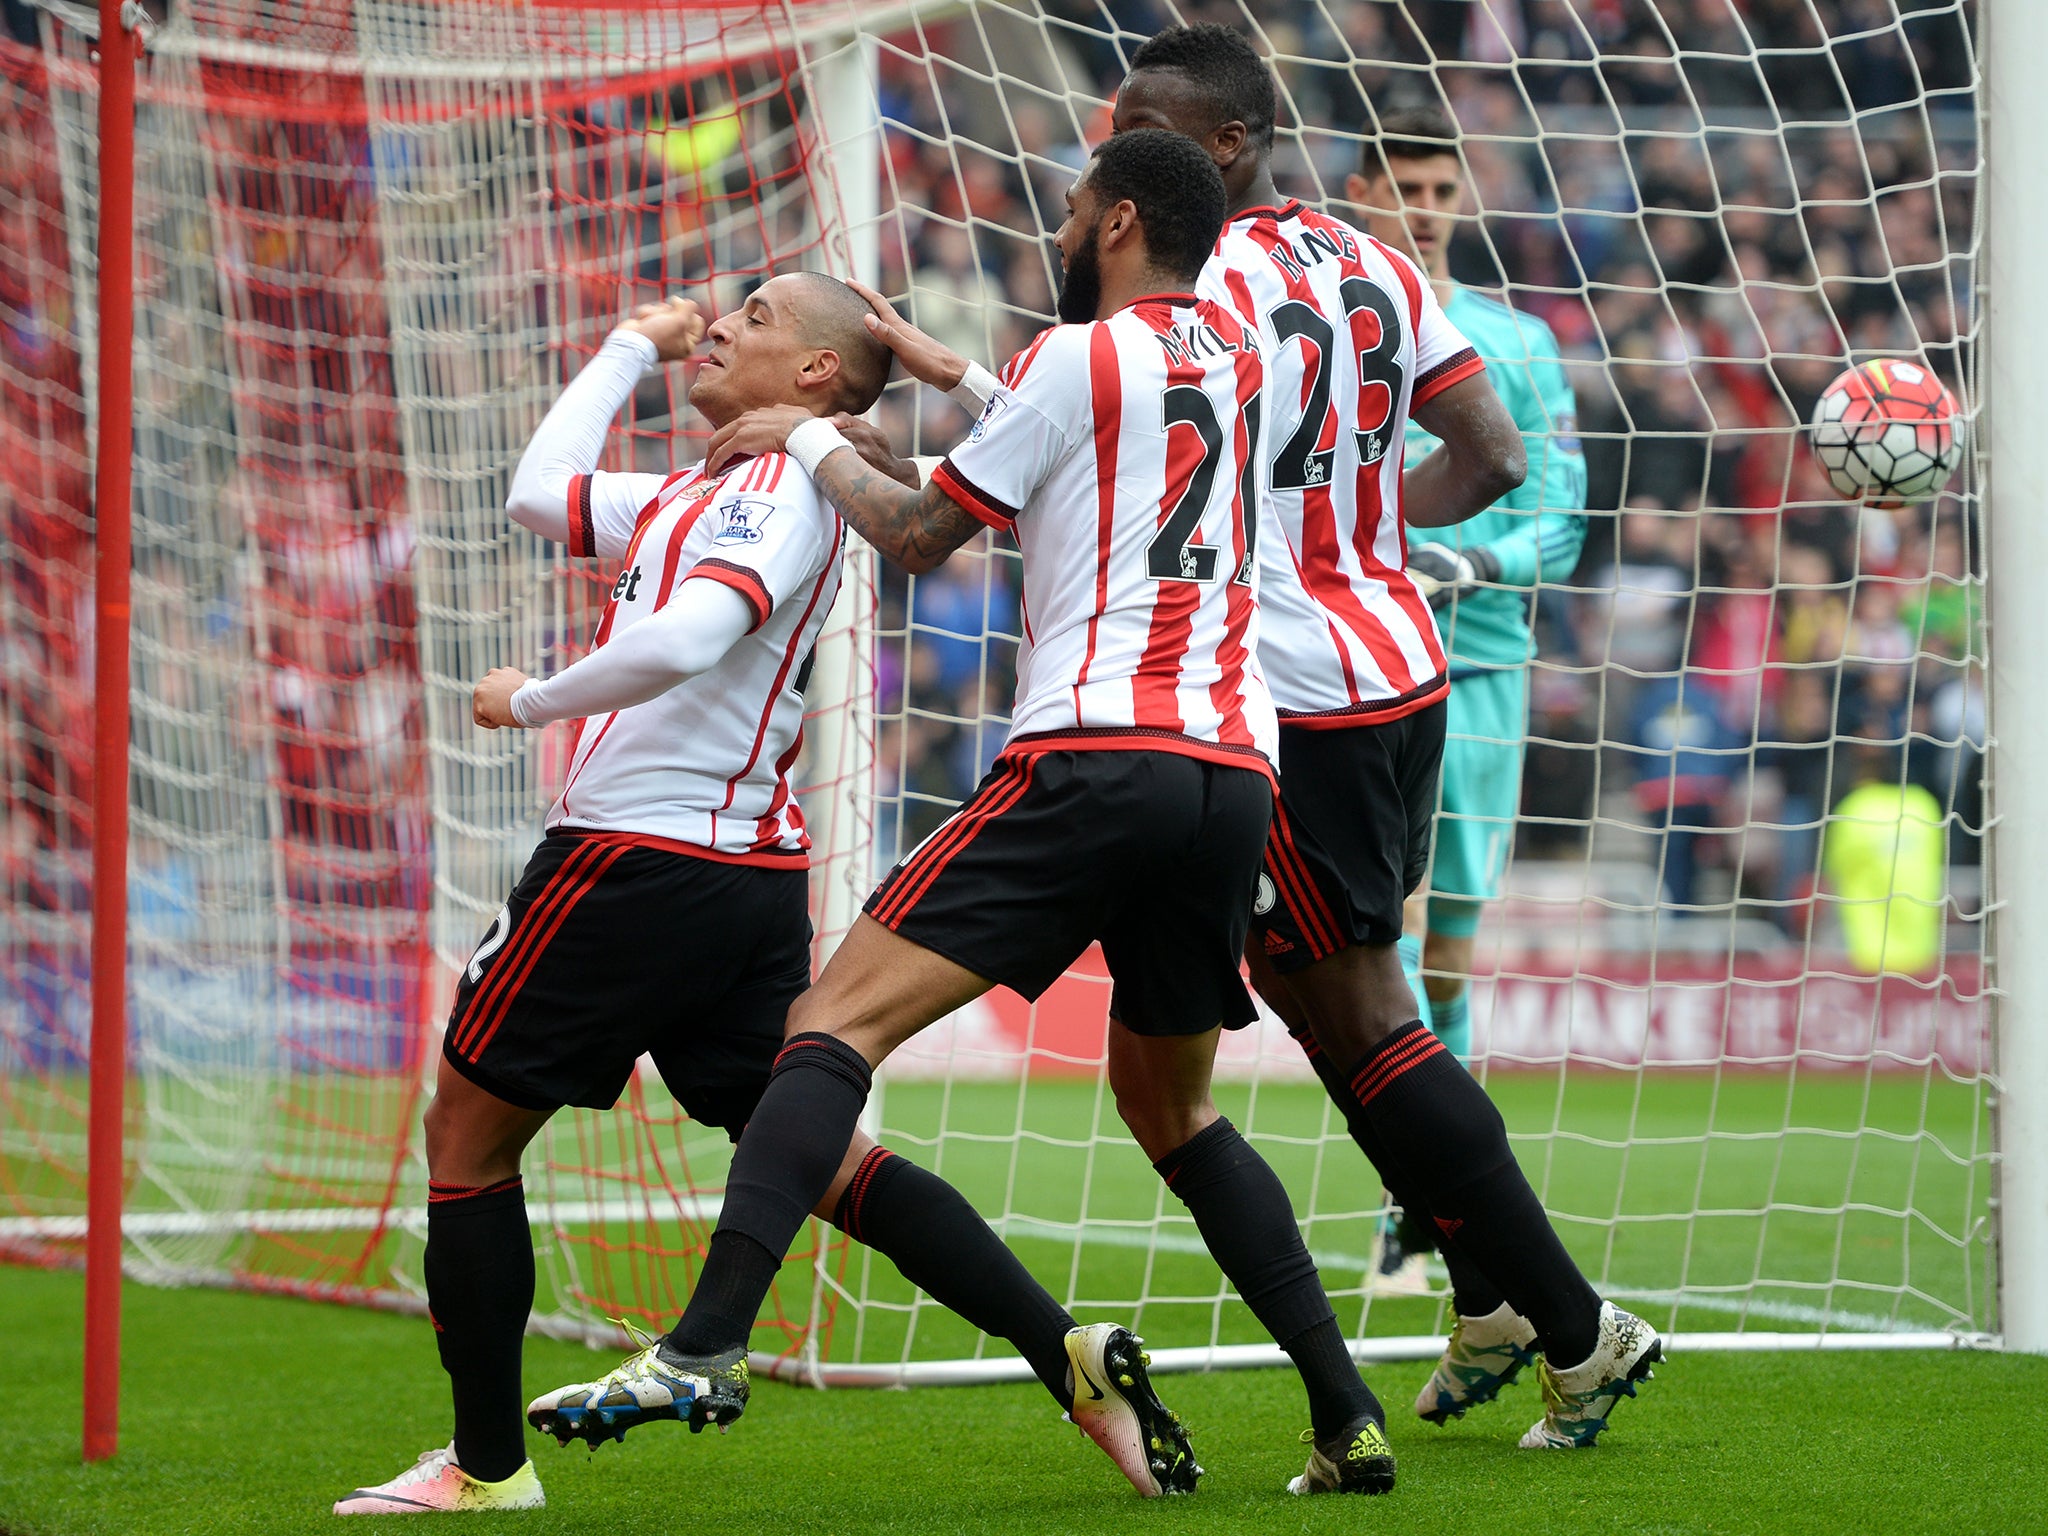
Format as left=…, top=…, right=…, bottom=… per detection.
left=0, top=0, right=1981, bottom=967
left=866, top=0, right=1981, bottom=943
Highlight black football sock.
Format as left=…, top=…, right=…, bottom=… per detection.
left=662, top=1230, right=782, bottom=1362
left=1281, top=1318, right=1378, bottom=1440
left=424, top=1176, right=534, bottom=1484
left=665, top=1033, right=871, bottom=1359
left=836, top=1146, right=1076, bottom=1407
left=1286, top=1020, right=1510, bottom=1320
left=1154, top=1117, right=1380, bottom=1438
left=1345, top=1022, right=1600, bottom=1364
left=1439, top=1235, right=1509, bottom=1322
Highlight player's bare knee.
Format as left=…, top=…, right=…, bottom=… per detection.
left=1284, top=945, right=1412, bottom=1059
left=1114, top=1090, right=1217, bottom=1165
left=782, top=987, right=831, bottom=1040
left=422, top=1092, right=492, bottom=1184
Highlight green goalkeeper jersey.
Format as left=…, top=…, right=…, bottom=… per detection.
left=1403, top=288, right=1588, bottom=675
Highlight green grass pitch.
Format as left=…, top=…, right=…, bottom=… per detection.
left=3, top=1265, right=2043, bottom=1536
left=3, top=1067, right=2037, bottom=1534
left=491, top=1070, right=1992, bottom=1357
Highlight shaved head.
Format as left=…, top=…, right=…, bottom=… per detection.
left=787, top=271, right=892, bottom=414
left=691, top=270, right=895, bottom=426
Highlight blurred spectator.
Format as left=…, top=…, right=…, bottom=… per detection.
left=1823, top=746, right=1945, bottom=975
left=1758, top=667, right=1837, bottom=928
left=1625, top=675, right=1744, bottom=911
left=909, top=223, right=1000, bottom=370
left=1899, top=519, right=1978, bottom=661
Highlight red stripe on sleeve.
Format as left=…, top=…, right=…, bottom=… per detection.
left=686, top=559, right=774, bottom=631
left=1412, top=349, right=1486, bottom=407
left=567, top=475, right=593, bottom=558
left=929, top=461, right=1018, bottom=531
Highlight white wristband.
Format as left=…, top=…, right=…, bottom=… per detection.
left=950, top=361, right=999, bottom=412
left=786, top=416, right=852, bottom=478
left=910, top=454, right=945, bottom=487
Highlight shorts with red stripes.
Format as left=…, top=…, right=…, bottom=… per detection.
left=864, top=747, right=1273, bottom=1036
left=1252, top=697, right=1447, bottom=972
left=442, top=829, right=810, bottom=1131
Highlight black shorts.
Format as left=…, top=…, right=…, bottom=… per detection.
left=442, top=830, right=810, bottom=1132
left=864, top=748, right=1274, bottom=1036
left=1252, top=698, right=1447, bottom=972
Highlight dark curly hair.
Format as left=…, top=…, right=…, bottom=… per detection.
left=1126, top=23, right=1277, bottom=148
left=1084, top=127, right=1229, bottom=282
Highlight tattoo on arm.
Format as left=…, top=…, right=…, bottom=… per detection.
left=817, top=452, right=982, bottom=572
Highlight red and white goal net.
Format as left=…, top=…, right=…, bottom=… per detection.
left=0, top=0, right=2001, bottom=1377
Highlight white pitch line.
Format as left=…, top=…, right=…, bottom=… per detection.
left=0, top=1200, right=1946, bottom=1337
left=0, top=1196, right=721, bottom=1240
left=990, top=1215, right=1933, bottom=1337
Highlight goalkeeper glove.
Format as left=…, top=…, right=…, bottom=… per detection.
left=1407, top=543, right=1501, bottom=611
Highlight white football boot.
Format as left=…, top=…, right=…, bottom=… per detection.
left=1063, top=1323, right=1200, bottom=1495
left=1415, top=1302, right=1540, bottom=1424
left=526, top=1320, right=749, bottom=1447
left=1518, top=1301, right=1663, bottom=1448
left=334, top=1445, right=543, bottom=1515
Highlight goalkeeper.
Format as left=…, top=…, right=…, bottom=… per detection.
left=1351, top=105, right=1588, bottom=1065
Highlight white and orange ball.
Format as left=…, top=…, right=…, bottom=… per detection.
left=1809, top=358, right=1963, bottom=505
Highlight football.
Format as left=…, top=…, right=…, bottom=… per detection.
left=1809, top=357, right=1963, bottom=504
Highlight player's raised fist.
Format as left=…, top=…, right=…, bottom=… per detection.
left=473, top=666, right=532, bottom=730
left=847, top=277, right=968, bottom=393
left=620, top=296, right=707, bottom=362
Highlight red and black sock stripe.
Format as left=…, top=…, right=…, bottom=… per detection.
left=1348, top=1020, right=1449, bottom=1109
left=830, top=1145, right=1075, bottom=1410
left=1341, top=1022, right=1601, bottom=1363
left=832, top=1146, right=899, bottom=1244
left=428, top=1175, right=524, bottom=1205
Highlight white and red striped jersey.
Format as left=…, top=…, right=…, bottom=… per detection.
left=548, top=451, right=843, bottom=862
left=1200, top=202, right=1485, bottom=723
left=931, top=292, right=1276, bottom=774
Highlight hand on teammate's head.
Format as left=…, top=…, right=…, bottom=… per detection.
left=620, top=296, right=707, bottom=362
left=846, top=277, right=968, bottom=393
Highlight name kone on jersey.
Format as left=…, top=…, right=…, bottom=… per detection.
left=1260, top=222, right=1364, bottom=283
